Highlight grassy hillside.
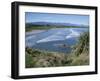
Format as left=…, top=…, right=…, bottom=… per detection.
left=25, top=32, right=89, bottom=68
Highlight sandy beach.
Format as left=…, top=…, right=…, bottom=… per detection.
left=26, top=30, right=46, bottom=36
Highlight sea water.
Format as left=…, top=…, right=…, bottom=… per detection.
left=25, top=28, right=88, bottom=53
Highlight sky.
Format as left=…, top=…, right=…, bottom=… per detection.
left=25, top=12, right=89, bottom=26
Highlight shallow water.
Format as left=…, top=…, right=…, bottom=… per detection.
left=25, top=28, right=88, bottom=53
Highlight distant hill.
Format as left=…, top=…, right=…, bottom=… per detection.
left=26, top=22, right=88, bottom=27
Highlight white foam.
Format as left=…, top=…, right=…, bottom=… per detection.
left=66, top=29, right=80, bottom=39
left=36, top=32, right=65, bottom=43
left=36, top=29, right=81, bottom=43
left=25, top=35, right=36, bottom=47
left=25, top=35, right=36, bottom=41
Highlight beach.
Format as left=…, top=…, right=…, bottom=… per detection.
left=26, top=30, right=46, bottom=36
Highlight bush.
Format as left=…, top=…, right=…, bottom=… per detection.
left=73, top=32, right=89, bottom=56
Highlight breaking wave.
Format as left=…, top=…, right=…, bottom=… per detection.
left=36, top=29, right=80, bottom=43
left=66, top=29, right=80, bottom=39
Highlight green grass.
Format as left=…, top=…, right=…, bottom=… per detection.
left=25, top=32, right=89, bottom=68
left=25, top=48, right=72, bottom=68
left=25, top=48, right=89, bottom=68
left=26, top=25, right=86, bottom=32
left=26, top=26, right=50, bottom=31
left=72, top=32, right=89, bottom=56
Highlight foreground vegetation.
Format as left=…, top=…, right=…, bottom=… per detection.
left=25, top=32, right=89, bottom=68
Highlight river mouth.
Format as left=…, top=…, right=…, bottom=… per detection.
left=25, top=28, right=88, bottom=53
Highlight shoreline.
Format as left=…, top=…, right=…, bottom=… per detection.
left=26, top=30, right=46, bottom=35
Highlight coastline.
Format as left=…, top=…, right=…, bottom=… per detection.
left=26, top=30, right=46, bottom=36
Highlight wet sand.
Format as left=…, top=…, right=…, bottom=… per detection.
left=26, top=30, right=46, bottom=36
